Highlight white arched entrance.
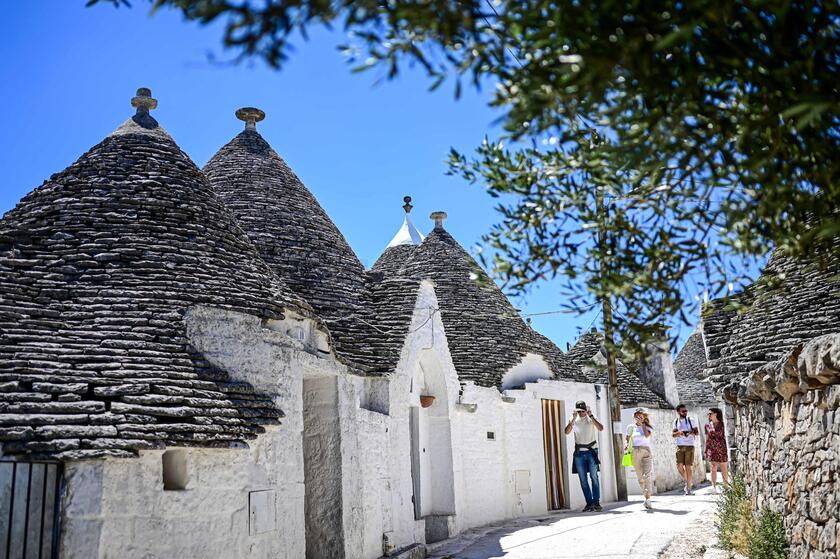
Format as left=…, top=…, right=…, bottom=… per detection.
left=409, top=350, right=456, bottom=529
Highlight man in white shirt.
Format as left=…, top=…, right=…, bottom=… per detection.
left=565, top=400, right=604, bottom=511
left=672, top=403, right=699, bottom=495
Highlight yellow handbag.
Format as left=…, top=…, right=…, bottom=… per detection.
left=622, top=426, right=634, bottom=467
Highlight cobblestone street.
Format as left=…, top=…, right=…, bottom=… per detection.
left=428, top=484, right=718, bottom=559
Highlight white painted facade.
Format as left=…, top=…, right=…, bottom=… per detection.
left=56, top=283, right=629, bottom=558
left=452, top=378, right=617, bottom=531
left=59, top=305, right=326, bottom=559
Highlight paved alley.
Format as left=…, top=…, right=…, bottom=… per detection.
left=427, top=484, right=719, bottom=559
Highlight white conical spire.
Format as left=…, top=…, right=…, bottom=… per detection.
left=386, top=196, right=425, bottom=247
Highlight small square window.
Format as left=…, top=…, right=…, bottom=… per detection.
left=162, top=450, right=188, bottom=490
left=487, top=431, right=496, bottom=440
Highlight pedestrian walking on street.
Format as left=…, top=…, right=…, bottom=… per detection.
left=625, top=407, right=654, bottom=509
left=565, top=400, right=604, bottom=512
left=704, top=407, right=729, bottom=493
left=672, top=404, right=699, bottom=495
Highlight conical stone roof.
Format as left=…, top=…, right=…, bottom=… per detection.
left=672, top=329, right=715, bottom=404
left=0, top=89, right=299, bottom=459
left=567, top=331, right=671, bottom=408
left=373, top=244, right=417, bottom=277
left=703, top=244, right=840, bottom=401
left=204, top=113, right=381, bottom=370
left=394, top=217, right=586, bottom=387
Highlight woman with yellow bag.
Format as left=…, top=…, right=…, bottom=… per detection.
left=624, top=408, right=654, bottom=510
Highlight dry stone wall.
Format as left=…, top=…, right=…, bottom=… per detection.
left=722, top=332, right=840, bottom=559
left=732, top=387, right=839, bottom=559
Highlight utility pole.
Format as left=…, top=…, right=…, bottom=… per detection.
left=596, top=173, right=628, bottom=502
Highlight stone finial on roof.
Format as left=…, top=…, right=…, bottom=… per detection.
left=430, top=211, right=448, bottom=229
left=403, top=196, right=413, bottom=214
left=131, top=88, right=157, bottom=114
left=236, top=107, right=266, bottom=131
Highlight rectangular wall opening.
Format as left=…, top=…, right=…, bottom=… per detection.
left=162, top=450, right=188, bottom=491
left=303, top=376, right=345, bottom=559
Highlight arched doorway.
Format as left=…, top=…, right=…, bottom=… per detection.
left=409, top=350, right=456, bottom=530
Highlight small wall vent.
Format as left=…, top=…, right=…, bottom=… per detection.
left=288, top=326, right=306, bottom=341
left=486, top=431, right=496, bottom=441
left=162, top=450, right=188, bottom=490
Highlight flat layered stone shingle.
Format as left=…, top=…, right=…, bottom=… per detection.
left=372, top=245, right=417, bottom=277
left=204, top=126, right=387, bottom=372
left=0, top=93, right=299, bottom=458
left=567, top=331, right=671, bottom=408
left=672, top=329, right=715, bottom=404
left=382, top=225, right=586, bottom=388
left=703, top=245, right=840, bottom=402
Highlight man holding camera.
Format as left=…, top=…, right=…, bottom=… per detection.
left=672, top=404, right=699, bottom=495
left=565, top=400, right=604, bottom=512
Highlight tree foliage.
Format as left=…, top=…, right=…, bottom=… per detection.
left=91, top=0, right=840, bottom=351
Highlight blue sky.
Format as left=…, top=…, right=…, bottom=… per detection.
left=0, top=2, right=686, bottom=351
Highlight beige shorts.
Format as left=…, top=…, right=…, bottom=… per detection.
left=675, top=446, right=695, bottom=465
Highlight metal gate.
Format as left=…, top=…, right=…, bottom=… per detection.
left=0, top=461, right=62, bottom=559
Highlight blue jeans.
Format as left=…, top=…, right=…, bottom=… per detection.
left=574, top=450, right=601, bottom=505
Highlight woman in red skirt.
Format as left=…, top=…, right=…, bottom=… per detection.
left=704, top=407, right=729, bottom=493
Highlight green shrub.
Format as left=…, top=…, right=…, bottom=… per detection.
left=715, top=475, right=790, bottom=558
left=717, top=475, right=752, bottom=554
left=748, top=508, right=789, bottom=559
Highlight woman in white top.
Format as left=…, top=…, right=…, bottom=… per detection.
left=625, top=407, right=654, bottom=509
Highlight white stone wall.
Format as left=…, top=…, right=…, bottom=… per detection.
left=307, top=280, right=463, bottom=558
left=61, top=438, right=303, bottom=559
left=55, top=293, right=627, bottom=559
left=511, top=379, right=617, bottom=512
left=638, top=341, right=680, bottom=407
left=303, top=376, right=345, bottom=559
left=335, top=281, right=623, bottom=551
left=59, top=306, right=342, bottom=559
left=382, top=280, right=461, bottom=548
left=500, top=354, right=554, bottom=390
left=451, top=377, right=617, bottom=531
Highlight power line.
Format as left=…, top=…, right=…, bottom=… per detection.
left=520, top=300, right=600, bottom=318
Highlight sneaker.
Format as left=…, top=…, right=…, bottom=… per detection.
left=686, top=488, right=694, bottom=496
left=593, top=502, right=602, bottom=512
left=683, top=484, right=689, bottom=495
left=582, top=504, right=593, bottom=512
left=710, top=486, right=718, bottom=495
left=644, top=499, right=652, bottom=509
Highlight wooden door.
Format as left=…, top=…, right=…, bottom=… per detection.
left=541, top=399, right=567, bottom=510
